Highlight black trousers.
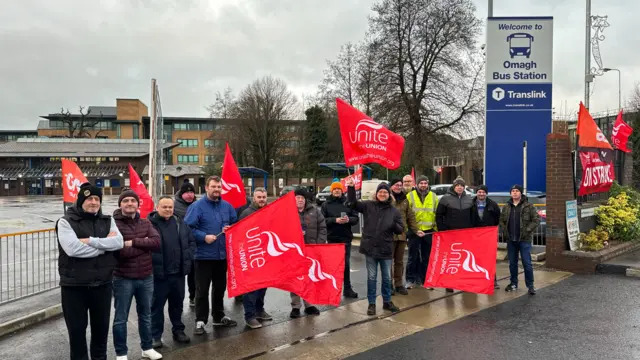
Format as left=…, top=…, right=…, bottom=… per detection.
left=151, top=274, right=186, bottom=340
left=187, top=262, right=195, bottom=300
left=61, top=284, right=112, bottom=360
left=195, top=259, right=227, bottom=323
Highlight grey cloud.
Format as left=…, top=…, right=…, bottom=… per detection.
left=0, top=0, right=636, bottom=129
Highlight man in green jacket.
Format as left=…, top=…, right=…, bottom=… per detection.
left=499, top=185, right=540, bottom=295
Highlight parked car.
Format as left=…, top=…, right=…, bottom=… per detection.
left=279, top=184, right=299, bottom=197
left=488, top=191, right=546, bottom=244
left=430, top=184, right=475, bottom=199
left=279, top=184, right=316, bottom=201
left=315, top=185, right=332, bottom=205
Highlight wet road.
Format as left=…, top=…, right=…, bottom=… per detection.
left=346, top=274, right=640, bottom=360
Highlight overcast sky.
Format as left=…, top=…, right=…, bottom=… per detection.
left=1, top=0, right=637, bottom=130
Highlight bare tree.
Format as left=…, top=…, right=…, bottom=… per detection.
left=206, top=87, right=235, bottom=119
left=629, top=82, right=640, bottom=111
left=229, top=76, right=298, bottom=171
left=320, top=43, right=359, bottom=106
left=57, top=106, right=105, bottom=138
left=368, top=0, right=485, bottom=167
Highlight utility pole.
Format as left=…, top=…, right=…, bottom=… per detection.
left=585, top=0, right=592, bottom=109
left=149, top=78, right=157, bottom=199
left=488, top=0, right=493, bottom=17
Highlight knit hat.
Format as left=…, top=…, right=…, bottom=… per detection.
left=376, top=182, right=391, bottom=194
left=477, top=185, right=489, bottom=193
left=453, top=176, right=466, bottom=187
left=118, top=189, right=140, bottom=207
left=179, top=182, right=196, bottom=195
left=294, top=187, right=308, bottom=198
left=510, top=184, right=524, bottom=194
left=76, top=182, right=102, bottom=206
left=330, top=182, right=344, bottom=192
left=416, top=175, right=429, bottom=185
left=389, top=177, right=403, bottom=187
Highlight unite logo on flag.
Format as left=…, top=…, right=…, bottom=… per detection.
left=425, top=227, right=498, bottom=295
left=349, top=119, right=389, bottom=152
left=240, top=227, right=304, bottom=271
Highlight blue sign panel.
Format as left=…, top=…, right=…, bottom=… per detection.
left=484, top=17, right=553, bottom=193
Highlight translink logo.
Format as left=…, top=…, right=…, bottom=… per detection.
left=492, top=88, right=547, bottom=101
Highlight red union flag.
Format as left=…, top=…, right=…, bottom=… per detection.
left=61, top=159, right=88, bottom=204
left=340, top=167, right=363, bottom=191
left=336, top=98, right=405, bottom=170
left=276, top=244, right=345, bottom=306
left=221, top=143, right=247, bottom=208
left=425, top=227, right=498, bottom=295
left=226, top=192, right=307, bottom=297
left=611, top=110, right=633, bottom=153
left=128, top=164, right=154, bottom=218
left=578, top=150, right=615, bottom=196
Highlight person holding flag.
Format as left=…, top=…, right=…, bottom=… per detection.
left=471, top=185, right=501, bottom=289
left=346, top=178, right=403, bottom=315
left=185, top=176, right=238, bottom=334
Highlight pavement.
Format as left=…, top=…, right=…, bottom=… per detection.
left=347, top=273, right=640, bottom=360
left=598, top=249, right=640, bottom=276
left=0, top=256, right=566, bottom=360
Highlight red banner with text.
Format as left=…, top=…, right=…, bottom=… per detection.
left=578, top=151, right=615, bottom=196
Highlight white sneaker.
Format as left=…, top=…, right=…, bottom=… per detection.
left=116, top=356, right=128, bottom=360
left=141, top=348, right=163, bottom=359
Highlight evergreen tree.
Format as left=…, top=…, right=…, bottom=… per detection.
left=303, top=106, right=329, bottom=174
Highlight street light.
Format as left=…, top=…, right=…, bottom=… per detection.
left=270, top=159, right=276, bottom=197
left=603, top=68, right=621, bottom=110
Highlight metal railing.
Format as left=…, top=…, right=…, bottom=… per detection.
left=0, top=228, right=59, bottom=304
left=496, top=204, right=547, bottom=247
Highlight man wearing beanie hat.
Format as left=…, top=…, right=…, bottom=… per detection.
left=405, top=174, right=438, bottom=289
left=321, top=181, right=359, bottom=298
left=174, top=181, right=198, bottom=306
left=471, top=185, right=501, bottom=289
left=112, top=189, right=162, bottom=360
left=345, top=177, right=404, bottom=315
left=436, top=176, right=474, bottom=293
left=290, top=187, right=327, bottom=318
left=499, top=184, right=540, bottom=295
left=55, top=182, right=124, bottom=360
left=388, top=177, right=421, bottom=296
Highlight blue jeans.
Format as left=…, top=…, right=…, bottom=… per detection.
left=507, top=241, right=534, bottom=288
left=365, top=256, right=392, bottom=304
left=406, top=233, right=432, bottom=284
left=113, top=275, right=154, bottom=356
left=243, top=288, right=267, bottom=321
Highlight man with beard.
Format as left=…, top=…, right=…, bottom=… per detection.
left=112, top=190, right=162, bottom=360
left=239, top=188, right=274, bottom=329
left=405, top=176, right=438, bottom=289
left=321, top=181, right=360, bottom=299
left=471, top=185, right=501, bottom=289
left=402, top=175, right=414, bottom=193
left=173, top=181, right=197, bottom=307
left=56, top=182, right=124, bottom=360
left=185, top=176, right=238, bottom=334
left=389, top=178, right=421, bottom=295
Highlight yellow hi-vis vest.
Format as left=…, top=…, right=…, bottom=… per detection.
left=407, top=190, right=438, bottom=231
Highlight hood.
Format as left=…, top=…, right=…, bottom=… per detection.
left=113, top=208, right=140, bottom=221
left=327, top=194, right=346, bottom=203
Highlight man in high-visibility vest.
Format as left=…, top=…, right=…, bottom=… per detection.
left=405, top=175, right=438, bottom=289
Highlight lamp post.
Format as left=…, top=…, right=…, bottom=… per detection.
left=488, top=0, right=493, bottom=17
left=603, top=68, right=621, bottom=110
left=270, top=159, right=276, bottom=197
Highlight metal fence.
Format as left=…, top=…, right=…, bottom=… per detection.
left=496, top=204, right=547, bottom=247
left=0, top=229, right=59, bottom=304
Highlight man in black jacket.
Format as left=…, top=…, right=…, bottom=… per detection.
left=471, top=185, right=501, bottom=289
left=173, top=181, right=198, bottom=307
left=436, top=176, right=474, bottom=292
left=239, top=187, right=274, bottom=329
left=321, top=182, right=360, bottom=299
left=346, top=178, right=403, bottom=316
left=149, top=196, right=196, bottom=348
left=56, top=182, right=124, bottom=360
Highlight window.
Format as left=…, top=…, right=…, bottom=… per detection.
left=116, top=124, right=121, bottom=138
left=205, top=155, right=215, bottom=163
left=204, top=139, right=223, bottom=147
left=214, top=124, right=227, bottom=131
left=177, top=139, right=198, bottom=148
left=177, top=155, right=199, bottom=164
left=201, top=123, right=214, bottom=131
left=187, top=123, right=200, bottom=131
left=173, top=123, right=188, bottom=131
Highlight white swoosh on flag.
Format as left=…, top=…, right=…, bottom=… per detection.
left=221, top=178, right=241, bottom=195
left=462, top=250, right=490, bottom=280
left=355, top=119, right=383, bottom=131
left=307, top=256, right=338, bottom=290
left=264, top=231, right=304, bottom=257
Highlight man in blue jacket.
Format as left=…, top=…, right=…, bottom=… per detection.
left=184, top=176, right=238, bottom=335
